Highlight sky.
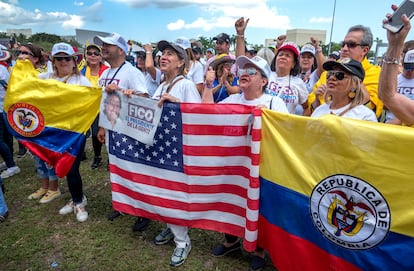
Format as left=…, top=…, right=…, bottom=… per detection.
left=1, top=0, right=413, bottom=56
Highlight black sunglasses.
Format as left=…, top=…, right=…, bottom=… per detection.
left=54, top=56, right=73, bottom=62
left=17, top=50, right=34, bottom=56
left=326, top=71, right=347, bottom=81
left=86, top=51, right=101, bottom=56
left=341, top=41, right=367, bottom=48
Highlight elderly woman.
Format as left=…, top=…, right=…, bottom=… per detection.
left=203, top=55, right=287, bottom=271
left=38, top=42, right=92, bottom=222
left=311, top=58, right=377, bottom=122
left=151, top=40, right=201, bottom=268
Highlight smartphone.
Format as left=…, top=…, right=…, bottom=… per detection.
left=383, top=0, right=414, bottom=33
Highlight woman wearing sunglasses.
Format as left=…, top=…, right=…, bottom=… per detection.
left=80, top=44, right=109, bottom=170
left=311, top=58, right=377, bottom=122
left=38, top=42, right=92, bottom=222
left=207, top=54, right=239, bottom=103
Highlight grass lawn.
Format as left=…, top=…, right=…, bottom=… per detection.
left=0, top=139, right=277, bottom=271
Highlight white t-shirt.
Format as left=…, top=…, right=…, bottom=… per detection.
left=152, top=76, right=201, bottom=103
left=311, top=103, right=378, bottom=122
left=220, top=92, right=289, bottom=113
left=267, top=74, right=308, bottom=114
left=142, top=68, right=162, bottom=97
left=38, top=72, right=91, bottom=87
left=385, top=73, right=414, bottom=122
left=0, top=65, right=10, bottom=111
left=99, top=61, right=148, bottom=95
left=186, top=61, right=204, bottom=85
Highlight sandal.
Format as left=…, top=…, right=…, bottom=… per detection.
left=0, top=211, right=9, bottom=223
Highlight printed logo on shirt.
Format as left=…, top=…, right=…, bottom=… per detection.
left=7, top=103, right=45, bottom=137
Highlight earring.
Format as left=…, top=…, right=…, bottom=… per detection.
left=348, top=89, right=356, bottom=99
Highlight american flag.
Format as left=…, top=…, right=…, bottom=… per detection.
left=109, top=102, right=261, bottom=251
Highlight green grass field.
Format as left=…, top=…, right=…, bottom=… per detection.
left=0, top=140, right=277, bottom=271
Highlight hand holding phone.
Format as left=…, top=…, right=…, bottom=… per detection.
left=383, top=0, right=414, bottom=33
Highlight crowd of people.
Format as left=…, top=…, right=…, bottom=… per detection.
left=0, top=3, right=413, bottom=270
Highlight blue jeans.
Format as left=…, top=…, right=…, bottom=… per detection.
left=0, top=177, right=7, bottom=216
left=34, top=155, right=58, bottom=181
left=0, top=113, right=15, bottom=168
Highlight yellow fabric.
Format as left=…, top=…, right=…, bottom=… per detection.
left=260, top=109, right=414, bottom=237
left=309, top=58, right=383, bottom=118
left=84, top=66, right=100, bottom=88
left=5, top=60, right=102, bottom=134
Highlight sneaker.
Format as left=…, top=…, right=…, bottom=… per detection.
left=59, top=196, right=87, bottom=215
left=132, top=217, right=150, bottom=232
left=91, top=156, right=103, bottom=169
left=39, top=189, right=61, bottom=203
left=74, top=203, right=88, bottom=222
left=170, top=244, right=191, bottom=267
left=17, top=148, right=27, bottom=158
left=212, top=241, right=241, bottom=257
left=0, top=162, right=7, bottom=172
left=0, top=166, right=21, bottom=179
left=107, top=210, right=123, bottom=221
left=250, top=254, right=267, bottom=271
left=28, top=188, right=48, bottom=200
left=154, top=227, right=174, bottom=245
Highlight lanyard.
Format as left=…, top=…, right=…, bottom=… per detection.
left=105, top=62, right=125, bottom=86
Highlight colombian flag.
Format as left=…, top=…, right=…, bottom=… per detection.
left=4, top=60, right=102, bottom=177
left=258, top=110, right=414, bottom=271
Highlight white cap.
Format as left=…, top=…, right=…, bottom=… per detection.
left=236, top=55, right=271, bottom=79
left=51, top=42, right=75, bottom=56
left=175, top=37, right=191, bottom=50
left=94, top=33, right=128, bottom=55
left=300, top=44, right=316, bottom=56
left=404, top=49, right=414, bottom=70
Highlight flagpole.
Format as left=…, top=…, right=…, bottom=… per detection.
left=328, top=0, right=337, bottom=56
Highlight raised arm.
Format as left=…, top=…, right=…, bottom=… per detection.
left=235, top=17, right=249, bottom=57
left=378, top=5, right=414, bottom=125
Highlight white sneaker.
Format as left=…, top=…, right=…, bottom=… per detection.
left=59, top=200, right=74, bottom=215
left=170, top=243, right=192, bottom=267
left=1, top=166, right=21, bottom=179
left=75, top=204, right=88, bottom=222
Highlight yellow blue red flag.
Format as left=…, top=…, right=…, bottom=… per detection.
left=4, top=60, right=101, bottom=177
left=258, top=110, right=414, bottom=271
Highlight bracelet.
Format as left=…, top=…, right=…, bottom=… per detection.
left=146, top=51, right=152, bottom=54
left=382, top=56, right=400, bottom=65
left=315, top=48, right=322, bottom=53
left=204, top=83, right=213, bottom=89
left=236, top=34, right=244, bottom=38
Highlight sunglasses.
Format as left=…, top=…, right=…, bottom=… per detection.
left=86, top=51, right=101, bottom=56
left=17, top=50, right=34, bottom=56
left=326, top=71, right=347, bottom=81
left=238, top=67, right=258, bottom=77
left=54, top=56, right=73, bottom=62
left=341, top=41, right=367, bottom=48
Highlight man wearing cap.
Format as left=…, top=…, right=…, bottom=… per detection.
left=309, top=25, right=382, bottom=119
left=203, top=55, right=287, bottom=271
left=204, top=33, right=234, bottom=74
left=378, top=9, right=414, bottom=126
left=95, top=33, right=149, bottom=227
left=137, top=44, right=162, bottom=97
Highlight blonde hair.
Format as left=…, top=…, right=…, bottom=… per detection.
left=324, top=74, right=364, bottom=110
